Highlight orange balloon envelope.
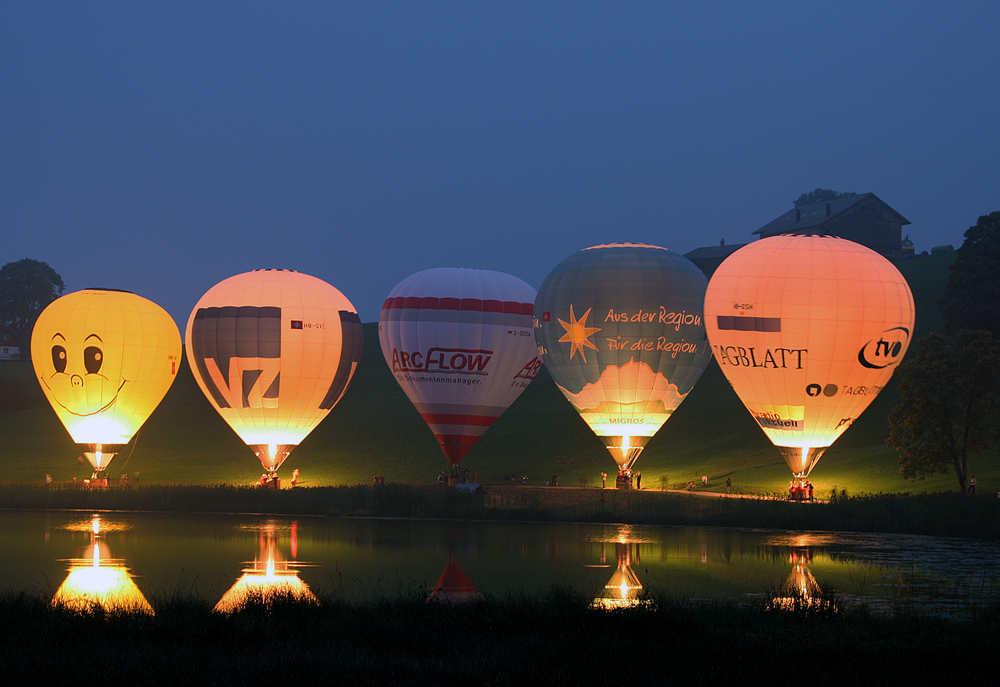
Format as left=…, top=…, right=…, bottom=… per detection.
left=31, top=289, right=181, bottom=473
left=703, top=235, right=915, bottom=477
left=185, top=269, right=363, bottom=474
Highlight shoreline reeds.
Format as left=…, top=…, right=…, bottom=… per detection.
left=2, top=482, right=998, bottom=540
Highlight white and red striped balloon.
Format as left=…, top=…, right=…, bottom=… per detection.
left=378, top=268, right=540, bottom=465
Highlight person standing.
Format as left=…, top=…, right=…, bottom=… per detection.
left=601, top=472, right=607, bottom=488
left=725, top=477, right=731, bottom=495
left=970, top=476, right=977, bottom=494
left=635, top=471, right=642, bottom=489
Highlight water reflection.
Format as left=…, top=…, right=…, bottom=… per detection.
left=589, top=526, right=652, bottom=609
left=214, top=520, right=318, bottom=613
left=767, top=545, right=833, bottom=612
left=592, top=542, right=646, bottom=609
left=427, top=558, right=484, bottom=604
left=1, top=513, right=995, bottom=620
left=51, top=515, right=153, bottom=615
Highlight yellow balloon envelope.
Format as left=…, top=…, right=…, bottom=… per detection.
left=703, top=235, right=915, bottom=477
left=185, top=269, right=363, bottom=474
left=31, top=289, right=182, bottom=472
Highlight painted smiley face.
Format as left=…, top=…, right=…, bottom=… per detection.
left=40, top=331, right=127, bottom=417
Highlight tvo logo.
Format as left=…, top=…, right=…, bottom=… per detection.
left=858, top=326, right=911, bottom=369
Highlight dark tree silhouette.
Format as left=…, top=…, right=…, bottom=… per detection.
left=0, top=258, right=65, bottom=359
left=886, top=331, right=999, bottom=493
left=937, top=211, right=1000, bottom=338
left=792, top=188, right=856, bottom=207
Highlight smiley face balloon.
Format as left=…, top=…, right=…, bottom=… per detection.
left=31, top=289, right=182, bottom=473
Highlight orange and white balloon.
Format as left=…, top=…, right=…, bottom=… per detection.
left=185, top=269, right=363, bottom=475
left=703, top=235, right=915, bottom=477
left=31, top=289, right=181, bottom=473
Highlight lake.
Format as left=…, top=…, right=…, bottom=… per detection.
left=2, top=510, right=997, bottom=618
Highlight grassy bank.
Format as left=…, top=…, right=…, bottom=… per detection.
left=4, top=482, right=999, bottom=540
left=0, top=586, right=996, bottom=686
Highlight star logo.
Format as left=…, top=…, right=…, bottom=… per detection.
left=558, top=305, right=601, bottom=362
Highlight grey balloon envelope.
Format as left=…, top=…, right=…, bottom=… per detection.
left=533, top=243, right=712, bottom=470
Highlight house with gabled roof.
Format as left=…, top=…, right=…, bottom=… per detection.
left=753, top=192, right=909, bottom=257
left=0, top=325, right=21, bottom=360
left=683, top=239, right=747, bottom=278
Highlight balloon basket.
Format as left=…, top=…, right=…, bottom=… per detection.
left=788, top=479, right=814, bottom=501
left=259, top=476, right=281, bottom=490
left=616, top=471, right=633, bottom=490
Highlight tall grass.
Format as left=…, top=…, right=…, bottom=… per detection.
left=0, top=585, right=995, bottom=685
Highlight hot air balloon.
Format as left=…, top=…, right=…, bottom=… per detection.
left=31, top=289, right=181, bottom=480
left=703, top=234, right=915, bottom=485
left=534, top=244, right=713, bottom=486
left=378, top=268, right=540, bottom=471
left=185, top=269, right=363, bottom=482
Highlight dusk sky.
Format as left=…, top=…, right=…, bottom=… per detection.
left=3, top=1, right=997, bottom=328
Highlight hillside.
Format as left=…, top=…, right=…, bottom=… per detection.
left=1, top=250, right=986, bottom=495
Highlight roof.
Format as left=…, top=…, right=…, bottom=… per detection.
left=753, top=192, right=910, bottom=237
left=683, top=242, right=747, bottom=261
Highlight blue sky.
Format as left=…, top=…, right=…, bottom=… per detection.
left=3, top=1, right=997, bottom=327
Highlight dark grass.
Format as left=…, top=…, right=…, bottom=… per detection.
left=0, top=585, right=996, bottom=686
left=4, top=482, right=999, bottom=540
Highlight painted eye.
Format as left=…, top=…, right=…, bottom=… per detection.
left=51, top=345, right=67, bottom=374
left=84, top=346, right=103, bottom=374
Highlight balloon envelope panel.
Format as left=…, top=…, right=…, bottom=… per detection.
left=185, top=270, right=363, bottom=468
left=703, top=234, right=915, bottom=475
left=31, top=289, right=181, bottom=447
left=378, top=268, right=540, bottom=465
left=533, top=244, right=712, bottom=466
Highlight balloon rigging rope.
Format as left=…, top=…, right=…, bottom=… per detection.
left=113, top=429, right=139, bottom=476
left=570, top=420, right=604, bottom=468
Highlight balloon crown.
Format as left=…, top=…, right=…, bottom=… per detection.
left=584, top=243, right=668, bottom=251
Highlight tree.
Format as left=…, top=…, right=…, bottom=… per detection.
left=886, top=331, right=1000, bottom=493
left=937, top=211, right=1000, bottom=338
left=793, top=188, right=856, bottom=207
left=0, top=259, right=65, bottom=359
